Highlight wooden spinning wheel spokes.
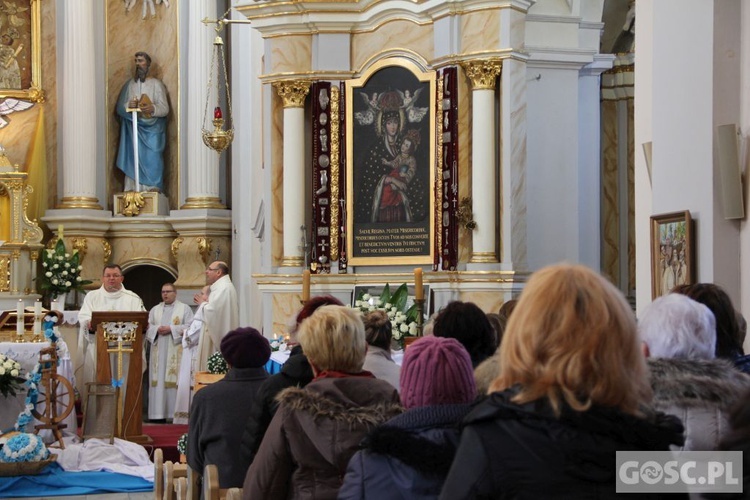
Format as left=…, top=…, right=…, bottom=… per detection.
left=31, top=372, right=75, bottom=424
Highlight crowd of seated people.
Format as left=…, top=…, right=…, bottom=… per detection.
left=183, top=266, right=750, bottom=499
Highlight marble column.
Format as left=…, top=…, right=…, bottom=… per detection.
left=182, top=0, right=223, bottom=209
left=273, top=80, right=310, bottom=267
left=461, top=59, right=502, bottom=264
left=59, top=0, right=100, bottom=209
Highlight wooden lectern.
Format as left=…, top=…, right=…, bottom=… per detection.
left=91, top=311, right=150, bottom=443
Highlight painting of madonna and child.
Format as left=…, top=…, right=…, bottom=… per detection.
left=346, top=60, right=435, bottom=266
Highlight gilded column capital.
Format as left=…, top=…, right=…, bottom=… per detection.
left=273, top=80, right=311, bottom=108
left=461, top=59, right=503, bottom=90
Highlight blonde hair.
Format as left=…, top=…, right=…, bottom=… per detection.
left=298, top=305, right=367, bottom=373
left=489, top=264, right=651, bottom=416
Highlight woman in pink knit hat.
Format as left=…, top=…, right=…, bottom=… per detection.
left=339, top=335, right=477, bottom=499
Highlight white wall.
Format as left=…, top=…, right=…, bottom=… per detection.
left=636, top=0, right=744, bottom=316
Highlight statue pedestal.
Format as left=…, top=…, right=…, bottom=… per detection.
left=114, top=192, right=169, bottom=217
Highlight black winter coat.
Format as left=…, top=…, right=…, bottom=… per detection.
left=238, top=345, right=314, bottom=472
left=339, top=404, right=472, bottom=500
left=439, top=387, right=686, bottom=500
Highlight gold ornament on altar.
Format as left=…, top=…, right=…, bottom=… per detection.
left=201, top=29, right=233, bottom=154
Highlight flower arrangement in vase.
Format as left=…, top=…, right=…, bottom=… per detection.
left=353, top=283, right=421, bottom=349
left=37, top=237, right=92, bottom=304
left=0, top=353, right=22, bottom=398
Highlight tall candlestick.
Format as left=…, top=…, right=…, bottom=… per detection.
left=16, top=299, right=24, bottom=337
left=33, top=300, right=41, bottom=335
left=302, top=270, right=311, bottom=303
left=414, top=268, right=424, bottom=300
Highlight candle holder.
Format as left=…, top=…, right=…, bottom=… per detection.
left=31, top=313, right=43, bottom=343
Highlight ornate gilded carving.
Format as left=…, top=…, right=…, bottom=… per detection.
left=58, top=196, right=102, bottom=210
left=436, top=74, right=444, bottom=255
left=102, top=240, right=112, bottom=265
left=461, top=59, right=502, bottom=90
left=273, top=80, right=311, bottom=108
left=72, top=237, right=87, bottom=263
left=171, top=237, right=184, bottom=262
left=329, top=85, right=340, bottom=262
left=122, top=192, right=145, bottom=217
left=197, top=237, right=213, bottom=265
left=30, top=250, right=39, bottom=261
left=0, top=255, right=9, bottom=292
left=10, top=249, right=20, bottom=260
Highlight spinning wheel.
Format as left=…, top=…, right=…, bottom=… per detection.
left=31, top=371, right=75, bottom=423
left=32, top=341, right=74, bottom=448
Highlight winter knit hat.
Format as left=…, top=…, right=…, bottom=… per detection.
left=220, top=327, right=271, bottom=369
left=399, top=336, right=476, bottom=409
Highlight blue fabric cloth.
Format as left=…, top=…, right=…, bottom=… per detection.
left=0, top=463, right=153, bottom=497
left=264, top=359, right=283, bottom=375
left=115, top=82, right=167, bottom=190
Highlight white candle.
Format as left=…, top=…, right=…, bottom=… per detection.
left=16, top=299, right=24, bottom=336
left=33, top=300, right=41, bottom=335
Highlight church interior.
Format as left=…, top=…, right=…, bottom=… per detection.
left=0, top=0, right=749, bottom=496
left=0, top=0, right=750, bottom=348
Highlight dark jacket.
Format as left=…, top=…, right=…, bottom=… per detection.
left=439, top=387, right=685, bottom=500
left=339, top=404, right=472, bottom=500
left=243, top=375, right=402, bottom=500
left=648, top=357, right=750, bottom=451
left=187, top=366, right=268, bottom=489
left=239, top=345, right=314, bottom=470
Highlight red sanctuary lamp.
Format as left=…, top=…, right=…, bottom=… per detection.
left=201, top=33, right=234, bottom=154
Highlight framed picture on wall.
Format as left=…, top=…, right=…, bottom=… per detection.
left=0, top=0, right=43, bottom=102
left=651, top=211, right=694, bottom=299
left=345, top=57, right=435, bottom=266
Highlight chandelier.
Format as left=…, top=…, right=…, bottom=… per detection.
left=202, top=28, right=234, bottom=153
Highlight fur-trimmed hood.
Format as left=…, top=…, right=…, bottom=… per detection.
left=648, top=357, right=750, bottom=410
left=276, top=378, right=402, bottom=427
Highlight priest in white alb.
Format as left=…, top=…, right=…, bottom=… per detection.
left=193, top=261, right=239, bottom=370
left=146, top=282, right=193, bottom=422
left=76, top=264, right=146, bottom=391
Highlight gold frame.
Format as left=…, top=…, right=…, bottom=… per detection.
left=650, top=210, right=694, bottom=299
left=0, top=0, right=43, bottom=102
left=345, top=57, right=435, bottom=266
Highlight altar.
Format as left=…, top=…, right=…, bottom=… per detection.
left=0, top=340, right=78, bottom=439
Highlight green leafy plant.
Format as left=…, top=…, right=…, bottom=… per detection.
left=38, top=238, right=92, bottom=299
left=176, top=433, right=188, bottom=455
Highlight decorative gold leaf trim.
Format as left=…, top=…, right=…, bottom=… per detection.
left=330, top=85, right=340, bottom=262
left=273, top=80, right=311, bottom=108
left=460, top=59, right=502, bottom=90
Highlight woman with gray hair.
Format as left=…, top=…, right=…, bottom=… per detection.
left=639, top=293, right=750, bottom=451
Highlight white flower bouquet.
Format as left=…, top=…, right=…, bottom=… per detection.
left=353, top=283, right=421, bottom=349
left=38, top=238, right=92, bottom=299
left=0, top=353, right=22, bottom=398
left=207, top=351, right=228, bottom=374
